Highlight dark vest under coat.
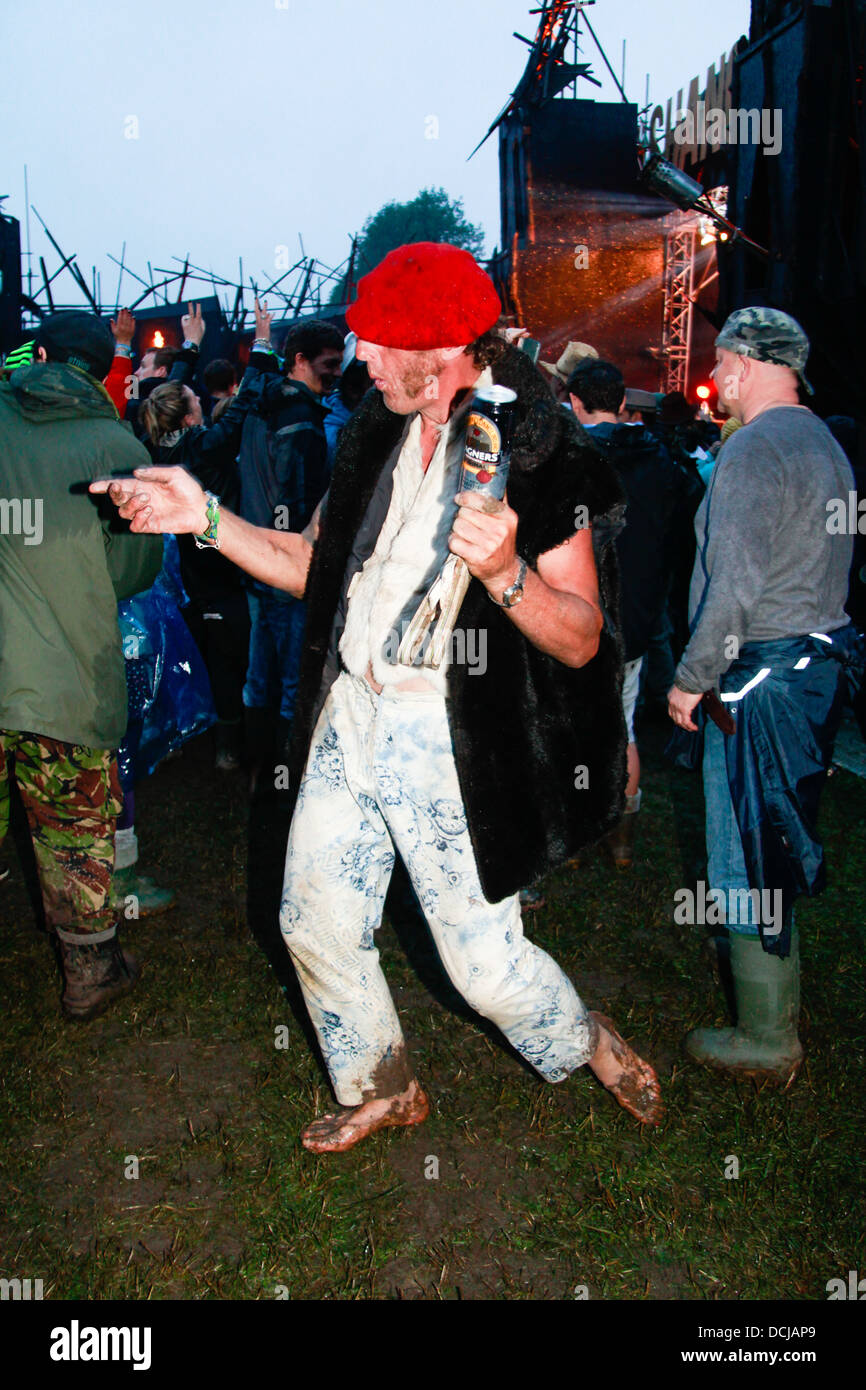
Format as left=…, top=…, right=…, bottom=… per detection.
left=289, top=344, right=628, bottom=902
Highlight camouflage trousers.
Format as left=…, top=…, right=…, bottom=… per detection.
left=0, top=731, right=122, bottom=938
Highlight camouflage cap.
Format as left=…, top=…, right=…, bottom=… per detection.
left=715, top=307, right=813, bottom=394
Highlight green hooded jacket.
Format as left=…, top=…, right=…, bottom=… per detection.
left=0, top=361, right=163, bottom=749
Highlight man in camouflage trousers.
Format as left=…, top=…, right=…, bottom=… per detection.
left=0, top=737, right=122, bottom=935
left=0, top=312, right=162, bottom=1019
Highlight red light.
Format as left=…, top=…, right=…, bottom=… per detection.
left=696, top=384, right=711, bottom=400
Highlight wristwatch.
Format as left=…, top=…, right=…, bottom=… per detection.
left=493, top=556, right=527, bottom=609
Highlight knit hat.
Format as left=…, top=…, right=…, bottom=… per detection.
left=36, top=311, right=115, bottom=381
left=346, top=242, right=501, bottom=350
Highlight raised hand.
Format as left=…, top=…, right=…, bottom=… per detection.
left=253, top=296, right=272, bottom=343
left=181, top=302, right=205, bottom=346
left=90, top=466, right=208, bottom=535
left=110, top=307, right=135, bottom=346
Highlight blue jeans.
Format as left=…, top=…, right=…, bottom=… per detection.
left=703, top=717, right=761, bottom=937
left=243, top=590, right=307, bottom=722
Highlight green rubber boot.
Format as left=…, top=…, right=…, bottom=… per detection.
left=112, top=865, right=176, bottom=917
left=686, top=927, right=803, bottom=1085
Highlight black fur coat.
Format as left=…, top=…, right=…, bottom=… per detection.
left=289, top=344, right=628, bottom=902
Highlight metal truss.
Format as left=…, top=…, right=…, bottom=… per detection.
left=661, top=215, right=697, bottom=395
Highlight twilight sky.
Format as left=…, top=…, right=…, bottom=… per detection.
left=1, top=0, right=750, bottom=312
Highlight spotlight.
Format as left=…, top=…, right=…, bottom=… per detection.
left=641, top=153, right=706, bottom=211
left=640, top=154, right=769, bottom=259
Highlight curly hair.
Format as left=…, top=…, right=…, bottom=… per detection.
left=468, top=330, right=509, bottom=371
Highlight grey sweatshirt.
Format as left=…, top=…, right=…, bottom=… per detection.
left=675, top=406, right=854, bottom=693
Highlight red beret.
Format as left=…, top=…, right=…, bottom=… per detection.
left=346, top=242, right=501, bottom=350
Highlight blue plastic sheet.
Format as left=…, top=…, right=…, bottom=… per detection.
left=117, top=537, right=215, bottom=787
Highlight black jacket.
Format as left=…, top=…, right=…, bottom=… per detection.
left=290, top=345, right=629, bottom=903
left=126, top=346, right=200, bottom=437
left=585, top=422, right=702, bottom=660
left=145, top=354, right=272, bottom=603
left=239, top=377, right=330, bottom=529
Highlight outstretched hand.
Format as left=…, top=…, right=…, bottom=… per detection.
left=90, top=466, right=208, bottom=535
left=501, top=327, right=530, bottom=346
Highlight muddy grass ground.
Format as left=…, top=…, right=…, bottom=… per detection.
left=1, top=719, right=864, bottom=1301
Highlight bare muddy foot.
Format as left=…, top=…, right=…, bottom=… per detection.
left=301, top=1080, right=430, bottom=1153
left=588, top=1012, right=662, bottom=1125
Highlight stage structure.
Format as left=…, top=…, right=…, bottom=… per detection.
left=645, top=0, right=865, bottom=419
left=484, top=0, right=863, bottom=411
left=0, top=202, right=356, bottom=367
left=723, top=0, right=864, bottom=418
left=480, top=1, right=675, bottom=392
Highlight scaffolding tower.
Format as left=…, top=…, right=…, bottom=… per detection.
left=661, top=215, right=697, bottom=395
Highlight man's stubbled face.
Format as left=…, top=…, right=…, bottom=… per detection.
left=355, top=341, right=447, bottom=415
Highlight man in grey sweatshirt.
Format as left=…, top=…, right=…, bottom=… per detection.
left=667, top=307, right=855, bottom=1082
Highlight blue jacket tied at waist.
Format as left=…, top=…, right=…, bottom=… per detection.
left=720, top=623, right=863, bottom=955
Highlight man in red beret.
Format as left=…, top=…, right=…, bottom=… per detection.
left=93, top=243, right=661, bottom=1149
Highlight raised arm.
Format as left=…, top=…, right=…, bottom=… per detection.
left=89, top=466, right=314, bottom=599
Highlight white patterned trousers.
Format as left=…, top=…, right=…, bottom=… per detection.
left=279, top=671, right=598, bottom=1105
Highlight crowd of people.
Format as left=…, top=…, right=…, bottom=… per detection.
left=1, top=240, right=862, bottom=1153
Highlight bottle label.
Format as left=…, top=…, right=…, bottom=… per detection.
left=462, top=412, right=508, bottom=493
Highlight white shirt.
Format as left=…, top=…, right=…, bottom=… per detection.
left=339, top=369, right=493, bottom=694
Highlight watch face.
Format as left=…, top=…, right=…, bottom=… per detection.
left=502, top=558, right=527, bottom=607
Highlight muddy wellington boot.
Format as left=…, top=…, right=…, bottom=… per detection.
left=112, top=826, right=175, bottom=916
left=601, top=790, right=641, bottom=869
left=245, top=705, right=277, bottom=801
left=56, top=926, right=140, bottom=1021
left=275, top=717, right=293, bottom=781
left=686, top=926, right=803, bottom=1085
left=214, top=718, right=243, bottom=772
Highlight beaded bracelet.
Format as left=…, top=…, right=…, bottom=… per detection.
left=194, top=492, right=221, bottom=550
